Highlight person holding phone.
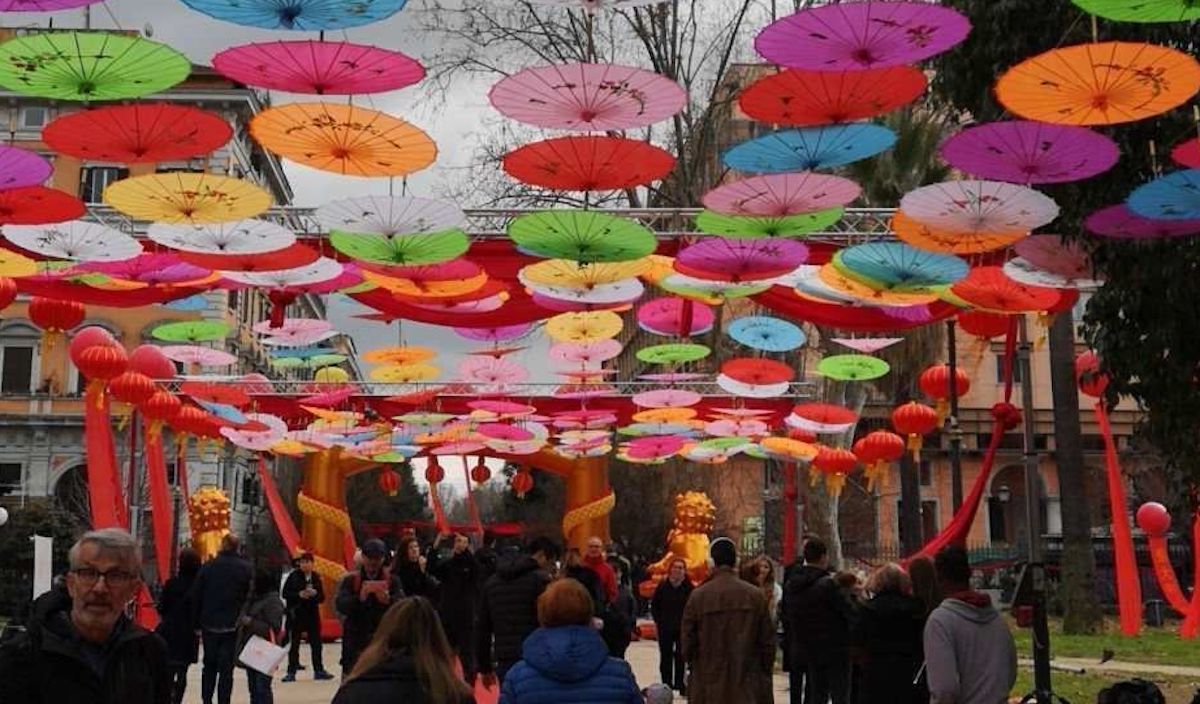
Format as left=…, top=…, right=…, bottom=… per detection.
left=335, top=540, right=405, bottom=677
left=281, top=553, right=332, bottom=682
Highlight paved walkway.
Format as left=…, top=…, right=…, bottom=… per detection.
left=1021, top=656, right=1200, bottom=679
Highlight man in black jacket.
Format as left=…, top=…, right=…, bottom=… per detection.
left=190, top=533, right=253, bottom=704
left=281, top=552, right=332, bottom=682
left=650, top=557, right=693, bottom=694
left=476, top=536, right=559, bottom=687
left=428, top=532, right=479, bottom=683
left=783, top=537, right=853, bottom=704
left=335, top=539, right=405, bottom=676
left=0, top=528, right=170, bottom=704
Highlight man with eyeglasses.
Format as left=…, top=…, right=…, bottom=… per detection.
left=0, top=527, right=170, bottom=704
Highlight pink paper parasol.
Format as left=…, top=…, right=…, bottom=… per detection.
left=458, top=357, right=529, bottom=385
left=299, top=387, right=355, bottom=408
left=830, top=337, right=904, bottom=354
left=554, top=382, right=618, bottom=399
left=232, top=373, right=275, bottom=394
left=1084, top=204, right=1200, bottom=239
left=525, top=278, right=644, bottom=305
left=0, top=144, right=51, bottom=189
left=468, top=400, right=538, bottom=417
left=454, top=323, right=533, bottom=343
left=1012, top=235, right=1098, bottom=280
left=213, top=40, right=424, bottom=95
left=705, top=419, right=769, bottom=438
left=755, top=1, right=971, bottom=70
left=550, top=339, right=623, bottom=365
left=260, top=328, right=339, bottom=346
left=78, top=253, right=211, bottom=285
left=632, top=388, right=703, bottom=409
left=252, top=318, right=333, bottom=336
left=220, top=413, right=288, bottom=451
left=431, top=441, right=486, bottom=456
left=477, top=423, right=535, bottom=442
left=702, top=173, right=861, bottom=216
left=489, top=61, right=686, bottom=131
left=625, top=435, right=687, bottom=459
left=939, top=121, right=1118, bottom=184
left=676, top=238, right=809, bottom=282
left=638, top=372, right=709, bottom=382
left=529, top=292, right=626, bottom=313
left=636, top=297, right=715, bottom=337
left=160, top=345, right=237, bottom=367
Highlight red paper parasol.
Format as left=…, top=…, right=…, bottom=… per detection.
left=502, top=135, right=675, bottom=191
left=0, top=186, right=85, bottom=224
left=950, top=266, right=1066, bottom=313
left=739, top=67, right=927, bottom=126
left=178, top=243, right=320, bottom=272
left=721, top=358, right=795, bottom=385
left=1172, top=138, right=1200, bottom=169
left=636, top=297, right=715, bottom=337
left=181, top=381, right=251, bottom=408
left=43, top=104, right=232, bottom=163
left=213, top=40, right=424, bottom=95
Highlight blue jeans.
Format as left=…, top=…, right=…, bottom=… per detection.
left=247, top=669, right=273, bottom=704
left=201, top=630, right=238, bottom=704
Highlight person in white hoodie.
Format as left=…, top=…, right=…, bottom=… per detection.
left=923, top=547, right=1016, bottom=704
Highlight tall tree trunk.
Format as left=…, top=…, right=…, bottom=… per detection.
left=1049, top=311, right=1103, bottom=634
left=899, top=453, right=923, bottom=555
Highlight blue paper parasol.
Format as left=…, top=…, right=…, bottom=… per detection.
left=163, top=294, right=210, bottom=312
left=180, top=0, right=406, bottom=30
left=723, top=124, right=896, bottom=173
left=1127, top=169, right=1200, bottom=220
left=728, top=316, right=807, bottom=352
left=835, top=242, right=969, bottom=290
left=198, top=400, right=248, bottom=426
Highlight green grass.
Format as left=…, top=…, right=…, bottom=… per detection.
left=1010, top=618, right=1200, bottom=668
left=1013, top=670, right=1200, bottom=704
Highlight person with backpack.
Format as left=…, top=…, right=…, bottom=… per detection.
left=335, top=539, right=405, bottom=676
left=237, top=572, right=285, bottom=704
left=280, top=552, right=332, bottom=682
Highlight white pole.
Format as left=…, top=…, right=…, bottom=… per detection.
left=31, top=534, right=53, bottom=599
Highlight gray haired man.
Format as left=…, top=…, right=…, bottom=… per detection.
left=0, top=528, right=170, bottom=704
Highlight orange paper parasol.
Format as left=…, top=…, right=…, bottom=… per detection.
left=892, top=210, right=1027, bottom=254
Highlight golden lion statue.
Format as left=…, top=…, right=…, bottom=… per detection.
left=188, top=486, right=231, bottom=562
left=640, top=491, right=716, bottom=596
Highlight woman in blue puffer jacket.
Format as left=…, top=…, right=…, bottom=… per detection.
left=500, top=578, right=643, bottom=704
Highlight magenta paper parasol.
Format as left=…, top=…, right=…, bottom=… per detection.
left=625, top=435, right=688, bottom=459
left=636, top=297, right=715, bottom=337
left=489, top=62, right=686, bottom=131
left=454, top=323, right=533, bottom=343
left=639, top=372, right=709, bottom=382
left=233, top=373, right=275, bottom=394
left=755, top=1, right=970, bottom=70
left=939, top=121, right=1118, bottom=184
left=632, top=388, right=703, bottom=409
left=1084, top=204, right=1200, bottom=239
left=1013, top=235, right=1097, bottom=280
left=554, top=383, right=618, bottom=400
left=431, top=442, right=486, bottom=456
left=468, top=400, right=537, bottom=416
left=550, top=339, right=623, bottom=365
left=79, top=254, right=211, bottom=285
left=160, top=345, right=237, bottom=367
left=702, top=172, right=861, bottom=216
left=0, top=145, right=51, bottom=189
left=676, top=238, right=809, bottom=282
left=705, top=419, right=769, bottom=438
left=529, top=292, right=624, bottom=313
left=477, top=423, right=535, bottom=442
left=299, top=387, right=355, bottom=408
left=213, top=40, right=424, bottom=95
left=414, top=295, right=506, bottom=314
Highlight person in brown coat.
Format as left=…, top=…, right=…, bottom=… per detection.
left=681, top=537, right=775, bottom=704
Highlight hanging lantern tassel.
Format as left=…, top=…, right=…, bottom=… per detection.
left=824, top=472, right=847, bottom=498
left=809, top=466, right=822, bottom=488
left=1034, top=312, right=1054, bottom=350
left=907, top=433, right=923, bottom=463
left=864, top=460, right=882, bottom=493
left=934, top=398, right=949, bottom=426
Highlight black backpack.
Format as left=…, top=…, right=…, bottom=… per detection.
left=1097, top=679, right=1165, bottom=704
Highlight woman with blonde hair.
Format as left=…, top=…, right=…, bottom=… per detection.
left=331, top=597, right=472, bottom=704
left=850, top=563, right=927, bottom=704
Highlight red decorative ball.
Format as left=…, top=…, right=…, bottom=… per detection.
left=108, top=371, right=156, bottom=406
left=891, top=401, right=939, bottom=437
left=74, top=344, right=128, bottom=381
left=128, top=344, right=177, bottom=380
left=377, top=468, right=400, bottom=497
left=470, top=457, right=491, bottom=484
left=853, top=430, right=906, bottom=464
left=919, top=363, right=971, bottom=402
left=425, top=457, right=445, bottom=484
left=511, top=470, right=534, bottom=497
left=991, top=402, right=1023, bottom=431
left=1075, top=350, right=1109, bottom=398
left=0, top=277, right=17, bottom=312
left=1136, top=502, right=1171, bottom=537
left=141, top=390, right=182, bottom=424
left=28, top=297, right=85, bottom=333
left=172, top=405, right=220, bottom=438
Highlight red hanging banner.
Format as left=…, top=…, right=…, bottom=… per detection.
left=144, top=423, right=174, bottom=580
left=1096, top=400, right=1143, bottom=636
left=83, top=382, right=123, bottom=529
left=257, top=454, right=302, bottom=556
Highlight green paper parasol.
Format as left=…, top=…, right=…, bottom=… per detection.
left=330, top=229, right=469, bottom=266
left=508, top=210, right=657, bottom=263
left=816, top=354, right=891, bottom=381
left=1072, top=0, right=1200, bottom=22
left=636, top=343, right=711, bottom=365
left=151, top=320, right=231, bottom=343
left=0, top=32, right=191, bottom=101
left=694, top=207, right=843, bottom=239
left=271, top=357, right=305, bottom=370
left=658, top=277, right=770, bottom=301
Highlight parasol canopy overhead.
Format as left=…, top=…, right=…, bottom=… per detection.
left=835, top=242, right=970, bottom=289
left=636, top=343, right=710, bottom=365
left=739, top=66, right=927, bottom=126
left=1083, top=203, right=1200, bottom=239
left=816, top=354, right=891, bottom=381
left=508, top=210, right=657, bottom=263
left=43, top=104, right=233, bottom=164
left=702, top=172, right=861, bottom=217
left=636, top=297, right=715, bottom=337
left=938, top=121, right=1119, bottom=184
left=489, top=61, right=687, bottom=131
left=147, top=219, right=296, bottom=254
left=675, top=237, right=809, bottom=283
left=180, top=0, right=407, bottom=30
left=0, top=145, right=51, bottom=190
left=899, top=180, right=1059, bottom=233
left=4, top=220, right=142, bottom=262
left=152, top=320, right=231, bottom=343
left=317, top=195, right=465, bottom=236
left=104, top=172, right=273, bottom=224
left=727, top=316, right=807, bottom=352
left=1127, top=169, right=1200, bottom=220
left=891, top=210, right=1027, bottom=255
left=1071, top=0, right=1200, bottom=22
left=694, top=208, right=843, bottom=239
left=502, top=135, right=675, bottom=191
left=949, top=266, right=1066, bottom=313
left=0, top=186, right=85, bottom=225
left=520, top=258, right=649, bottom=289
left=1172, top=138, right=1200, bottom=169
left=221, top=257, right=345, bottom=288
left=724, top=124, right=896, bottom=173
left=178, top=243, right=321, bottom=273
left=544, top=310, right=624, bottom=343
left=330, top=230, right=470, bottom=266
left=213, top=40, right=424, bottom=95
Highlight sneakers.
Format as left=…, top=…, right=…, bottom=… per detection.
left=314, top=671, right=335, bottom=681
left=281, top=673, right=296, bottom=683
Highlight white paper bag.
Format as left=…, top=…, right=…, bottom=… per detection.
left=238, top=634, right=287, bottom=676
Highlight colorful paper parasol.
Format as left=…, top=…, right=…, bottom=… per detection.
left=715, top=375, right=791, bottom=399
left=702, top=172, right=861, bottom=216
left=658, top=274, right=770, bottom=302
left=4, top=220, right=141, bottom=262
left=0, top=32, right=190, bottom=101
left=632, top=389, right=703, bottom=409
left=724, top=124, right=896, bottom=173
left=624, top=435, right=687, bottom=461
left=544, top=310, right=623, bottom=342
left=675, top=237, right=808, bottom=282
left=738, top=66, right=927, bottom=126
left=636, top=343, right=711, bottom=365
left=636, top=297, right=715, bottom=337
left=1083, top=203, right=1200, bottom=239
left=454, top=323, right=533, bottom=343
left=819, top=265, right=942, bottom=306
left=152, top=320, right=231, bottom=343
left=254, top=319, right=333, bottom=337
left=180, top=0, right=407, bottom=30
left=222, top=257, right=344, bottom=288
left=995, top=42, right=1200, bottom=125
left=251, top=103, right=436, bottom=178
left=361, top=346, right=435, bottom=365
left=519, top=258, right=649, bottom=289
left=0, top=186, right=85, bottom=225
left=317, top=195, right=465, bottom=236
left=43, top=104, right=232, bottom=164
left=831, top=337, right=903, bottom=354
left=329, top=230, right=469, bottom=266
left=836, top=242, right=969, bottom=289
left=105, top=172, right=272, bottom=224
left=1011, top=235, right=1100, bottom=286
left=721, top=357, right=794, bottom=386
left=160, top=345, right=237, bottom=367
left=0, top=145, right=50, bottom=190
left=755, top=2, right=971, bottom=70
left=899, top=180, right=1059, bottom=233
left=502, top=135, right=674, bottom=191
left=891, top=210, right=1027, bottom=255
left=146, top=219, right=296, bottom=254
left=949, top=266, right=1065, bottom=312
left=0, top=249, right=36, bottom=277
left=458, top=356, right=529, bottom=386
left=939, top=121, right=1119, bottom=184
left=489, top=61, right=686, bottom=131
left=549, top=339, right=623, bottom=365
left=704, top=420, right=768, bottom=439
left=816, top=354, right=890, bottom=381
left=1127, top=169, right=1200, bottom=220
left=525, top=278, right=643, bottom=305
left=213, top=40, right=423, bottom=95
left=177, top=243, right=320, bottom=274
left=1003, top=257, right=1101, bottom=291
left=788, top=402, right=858, bottom=433
left=1172, top=138, right=1200, bottom=169
left=508, top=210, right=656, bottom=263
left=261, top=328, right=340, bottom=347
left=728, top=316, right=807, bottom=352
left=694, top=208, right=843, bottom=239
left=370, top=363, right=440, bottom=383
left=1071, top=0, right=1200, bottom=23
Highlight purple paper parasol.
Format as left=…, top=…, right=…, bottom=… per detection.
left=939, top=121, right=1119, bottom=184
left=1084, top=204, right=1200, bottom=239
left=755, top=1, right=971, bottom=70
left=0, top=145, right=51, bottom=189
left=676, top=237, right=809, bottom=282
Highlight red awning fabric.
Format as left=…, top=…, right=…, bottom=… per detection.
left=16, top=279, right=205, bottom=307
left=753, top=285, right=960, bottom=332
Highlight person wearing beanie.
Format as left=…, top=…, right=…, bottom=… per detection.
left=680, top=538, right=774, bottom=704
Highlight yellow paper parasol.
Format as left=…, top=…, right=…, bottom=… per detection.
left=632, top=408, right=698, bottom=423
left=892, top=210, right=1027, bottom=255
left=0, top=248, right=37, bottom=277
left=370, top=363, right=440, bottom=382
left=760, top=436, right=819, bottom=461
left=519, top=258, right=650, bottom=289
left=250, top=102, right=437, bottom=177
left=104, top=172, right=272, bottom=223
left=818, top=264, right=942, bottom=306
left=544, top=311, right=624, bottom=343
left=361, top=346, right=437, bottom=365
left=361, top=269, right=488, bottom=298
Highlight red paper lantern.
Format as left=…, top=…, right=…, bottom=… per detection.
left=74, top=344, right=128, bottom=381
left=919, top=363, right=971, bottom=424
left=108, top=371, right=156, bottom=407
left=1075, top=350, right=1109, bottom=398
left=69, top=325, right=118, bottom=363
left=377, top=467, right=400, bottom=496
left=470, top=456, right=491, bottom=484
left=891, top=401, right=939, bottom=460
left=1136, top=502, right=1172, bottom=537
left=957, top=311, right=1010, bottom=340
left=812, top=446, right=857, bottom=497
left=129, top=344, right=178, bottom=380
left=511, top=469, right=534, bottom=498
left=28, top=297, right=85, bottom=333
left=173, top=405, right=218, bottom=437
left=853, top=429, right=905, bottom=491
left=141, top=390, right=182, bottom=424
left=425, top=456, right=445, bottom=484
left=0, top=277, right=17, bottom=312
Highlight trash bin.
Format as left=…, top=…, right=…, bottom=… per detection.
left=1144, top=599, right=1165, bottom=627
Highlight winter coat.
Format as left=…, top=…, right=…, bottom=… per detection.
left=782, top=564, right=853, bottom=664
left=189, top=549, right=253, bottom=632
left=395, top=559, right=439, bottom=600
left=681, top=568, right=774, bottom=704
left=565, top=565, right=606, bottom=615
left=650, top=578, right=693, bottom=636
left=602, top=585, right=636, bottom=657
left=237, top=592, right=286, bottom=662
left=582, top=555, right=618, bottom=604
left=476, top=553, right=552, bottom=674
left=924, top=594, right=1017, bottom=704
left=281, top=569, right=324, bottom=622
left=499, top=625, right=643, bottom=704
left=331, top=652, right=473, bottom=704
left=429, top=550, right=479, bottom=649
left=156, top=572, right=199, bottom=665
left=334, top=567, right=406, bottom=669
left=0, top=589, right=171, bottom=704
left=851, top=590, right=927, bottom=704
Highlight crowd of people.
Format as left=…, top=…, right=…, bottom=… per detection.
left=0, top=525, right=1182, bottom=704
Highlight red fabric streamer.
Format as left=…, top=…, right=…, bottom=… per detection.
left=462, top=458, right=484, bottom=539
left=782, top=462, right=798, bottom=562
left=429, top=482, right=449, bottom=534
left=175, top=440, right=191, bottom=535
left=1147, top=535, right=1189, bottom=614
left=257, top=454, right=302, bottom=556
left=144, top=424, right=174, bottom=581
left=134, top=583, right=159, bottom=631
left=84, top=382, right=123, bottom=529
left=1095, top=400, right=1143, bottom=635
left=754, top=286, right=960, bottom=332
left=1184, top=513, right=1200, bottom=638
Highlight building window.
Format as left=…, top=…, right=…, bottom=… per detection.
left=1, top=346, right=34, bottom=394
left=20, top=106, right=47, bottom=129
left=227, top=289, right=239, bottom=312
left=995, top=354, right=1023, bottom=383
left=919, top=459, right=933, bottom=486
left=0, top=462, right=21, bottom=496
left=240, top=472, right=261, bottom=508
left=921, top=500, right=939, bottom=542
left=79, top=166, right=129, bottom=203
